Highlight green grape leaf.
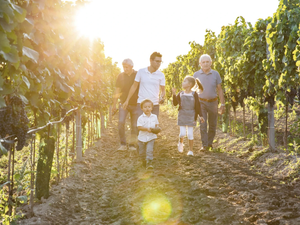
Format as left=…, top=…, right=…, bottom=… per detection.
left=22, top=46, right=39, bottom=63
left=0, top=32, right=11, bottom=53
left=16, top=195, right=27, bottom=204
left=18, top=94, right=29, bottom=104
left=26, top=92, right=39, bottom=107
left=0, top=142, right=8, bottom=155
left=22, top=76, right=30, bottom=89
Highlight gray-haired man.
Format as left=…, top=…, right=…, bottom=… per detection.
left=112, top=59, right=139, bottom=151
left=193, top=54, right=225, bottom=151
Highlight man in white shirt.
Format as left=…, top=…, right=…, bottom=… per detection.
left=122, top=52, right=166, bottom=117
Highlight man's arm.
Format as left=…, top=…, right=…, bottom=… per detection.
left=217, top=84, right=225, bottom=114
left=159, top=85, right=166, bottom=104
left=122, top=81, right=139, bottom=110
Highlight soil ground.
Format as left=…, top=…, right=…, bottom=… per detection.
left=19, top=111, right=300, bottom=225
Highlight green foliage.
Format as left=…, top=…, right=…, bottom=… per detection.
left=265, top=0, right=300, bottom=103
left=163, top=41, right=204, bottom=99
left=0, top=0, right=120, bottom=222
left=216, top=17, right=252, bottom=111
left=0, top=0, right=120, bottom=129
left=241, top=18, right=270, bottom=102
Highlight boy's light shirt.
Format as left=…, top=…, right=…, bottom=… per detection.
left=137, top=113, right=159, bottom=142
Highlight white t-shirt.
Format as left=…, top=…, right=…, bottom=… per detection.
left=137, top=113, right=159, bottom=142
left=135, top=67, right=165, bottom=105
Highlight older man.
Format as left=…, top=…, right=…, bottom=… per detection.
left=112, top=59, right=139, bottom=151
left=123, top=52, right=165, bottom=117
left=193, top=54, right=225, bottom=151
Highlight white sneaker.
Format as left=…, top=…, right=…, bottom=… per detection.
left=187, top=151, right=194, bottom=156
left=118, top=145, right=127, bottom=151
left=178, top=142, right=184, bottom=153
left=128, top=146, right=137, bottom=151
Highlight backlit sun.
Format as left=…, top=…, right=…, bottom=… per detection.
left=74, top=3, right=100, bottom=39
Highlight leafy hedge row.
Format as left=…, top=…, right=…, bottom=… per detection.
left=163, top=0, right=300, bottom=141
left=0, top=0, right=120, bottom=139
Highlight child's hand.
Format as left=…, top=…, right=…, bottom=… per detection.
left=200, top=117, right=205, bottom=123
left=172, top=88, right=177, bottom=95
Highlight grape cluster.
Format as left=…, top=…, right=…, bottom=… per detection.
left=0, top=96, right=29, bottom=151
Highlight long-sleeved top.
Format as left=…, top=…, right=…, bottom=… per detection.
left=172, top=91, right=203, bottom=121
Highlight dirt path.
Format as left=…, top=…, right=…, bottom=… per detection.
left=20, top=112, right=300, bottom=225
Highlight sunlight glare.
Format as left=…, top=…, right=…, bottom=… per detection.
left=142, top=192, right=172, bottom=223
left=74, top=3, right=101, bottom=39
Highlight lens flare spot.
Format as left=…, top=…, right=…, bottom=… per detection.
left=142, top=193, right=172, bottom=223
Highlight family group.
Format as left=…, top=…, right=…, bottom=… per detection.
left=112, top=52, right=225, bottom=169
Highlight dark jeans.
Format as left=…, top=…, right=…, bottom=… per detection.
left=118, top=104, right=138, bottom=146
left=199, top=100, right=218, bottom=147
left=137, top=104, right=160, bottom=117
left=138, top=140, right=155, bottom=160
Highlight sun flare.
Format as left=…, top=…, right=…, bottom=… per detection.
left=74, top=3, right=100, bottom=39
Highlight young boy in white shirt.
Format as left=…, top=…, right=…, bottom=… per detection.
left=137, top=99, right=160, bottom=169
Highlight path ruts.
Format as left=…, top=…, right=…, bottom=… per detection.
left=20, top=112, right=300, bottom=225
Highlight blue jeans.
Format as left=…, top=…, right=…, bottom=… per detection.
left=118, top=104, right=138, bottom=146
left=199, top=100, right=218, bottom=147
left=138, top=140, right=155, bottom=160
left=137, top=104, right=160, bottom=117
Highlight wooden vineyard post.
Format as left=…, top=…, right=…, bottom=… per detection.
left=233, top=109, right=237, bottom=136
left=94, top=112, right=96, bottom=141
left=56, top=124, right=60, bottom=182
left=95, top=112, right=98, bottom=139
left=251, top=110, right=254, bottom=139
left=90, top=113, right=92, bottom=146
left=97, top=113, right=100, bottom=139
left=100, top=110, right=105, bottom=137
left=88, top=113, right=90, bottom=149
left=109, top=106, right=112, bottom=123
left=268, top=102, right=276, bottom=150
left=284, top=102, right=288, bottom=149
left=76, top=109, right=83, bottom=161
left=10, top=144, right=15, bottom=216
left=89, top=113, right=91, bottom=147
left=72, top=119, right=75, bottom=161
left=228, top=106, right=231, bottom=136
left=93, top=112, right=95, bottom=142
left=30, top=135, right=36, bottom=216
left=243, top=104, right=246, bottom=140
left=63, top=123, right=69, bottom=178
left=91, top=113, right=94, bottom=144
left=7, top=143, right=13, bottom=216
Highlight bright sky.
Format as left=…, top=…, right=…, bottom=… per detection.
left=74, top=0, right=280, bottom=71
